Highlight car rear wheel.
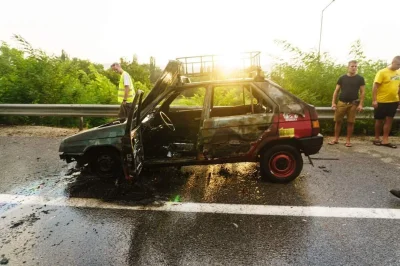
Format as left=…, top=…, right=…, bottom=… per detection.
left=260, top=145, right=303, bottom=183
left=89, top=149, right=122, bottom=179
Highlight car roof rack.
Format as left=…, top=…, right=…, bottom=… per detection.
left=176, top=51, right=262, bottom=81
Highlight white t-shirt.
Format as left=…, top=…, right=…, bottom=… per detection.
left=123, top=72, right=131, bottom=86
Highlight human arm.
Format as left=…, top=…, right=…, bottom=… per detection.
left=372, top=82, right=380, bottom=108
left=123, top=85, right=130, bottom=104
left=372, top=71, right=383, bottom=108
left=331, top=84, right=341, bottom=109
left=122, top=72, right=132, bottom=104
left=398, top=86, right=400, bottom=110
left=357, top=85, right=365, bottom=112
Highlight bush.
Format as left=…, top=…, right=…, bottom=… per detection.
left=0, top=36, right=160, bottom=128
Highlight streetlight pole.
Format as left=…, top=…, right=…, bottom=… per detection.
left=318, top=0, right=335, bottom=59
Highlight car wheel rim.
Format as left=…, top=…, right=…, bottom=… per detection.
left=97, top=154, right=114, bottom=173
left=269, top=153, right=295, bottom=178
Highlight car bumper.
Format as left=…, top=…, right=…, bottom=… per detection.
left=298, top=134, right=323, bottom=155
left=59, top=153, right=82, bottom=163
left=59, top=153, right=73, bottom=163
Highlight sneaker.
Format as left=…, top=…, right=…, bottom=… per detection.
left=389, top=189, right=400, bottom=198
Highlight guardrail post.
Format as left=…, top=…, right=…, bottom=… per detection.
left=79, top=117, right=83, bottom=131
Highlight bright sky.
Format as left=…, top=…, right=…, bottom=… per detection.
left=1, top=0, right=399, bottom=69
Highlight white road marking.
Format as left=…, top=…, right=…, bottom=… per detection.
left=1, top=193, right=400, bottom=219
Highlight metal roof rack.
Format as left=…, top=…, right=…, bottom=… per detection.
left=176, top=51, right=261, bottom=80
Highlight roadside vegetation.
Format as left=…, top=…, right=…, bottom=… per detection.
left=0, top=35, right=161, bottom=127
left=268, top=40, right=395, bottom=135
left=0, top=36, right=396, bottom=134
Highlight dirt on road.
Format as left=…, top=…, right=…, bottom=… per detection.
left=0, top=125, right=79, bottom=138
left=0, top=125, right=80, bottom=193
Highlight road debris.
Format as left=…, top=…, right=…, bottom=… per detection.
left=0, top=257, right=9, bottom=265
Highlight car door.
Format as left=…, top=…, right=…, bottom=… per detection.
left=121, top=90, right=144, bottom=180
left=199, top=82, right=277, bottom=159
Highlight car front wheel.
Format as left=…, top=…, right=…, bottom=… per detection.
left=89, top=149, right=122, bottom=179
left=260, top=145, right=303, bottom=183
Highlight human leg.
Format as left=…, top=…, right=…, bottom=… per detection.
left=333, top=121, right=342, bottom=142
left=378, top=102, right=398, bottom=144
left=382, top=117, right=393, bottom=144
left=328, top=121, right=342, bottom=145
left=329, top=101, right=347, bottom=144
left=346, top=122, right=354, bottom=144
left=373, top=103, right=386, bottom=143
left=345, top=104, right=357, bottom=145
left=118, top=102, right=127, bottom=120
left=373, top=119, right=383, bottom=142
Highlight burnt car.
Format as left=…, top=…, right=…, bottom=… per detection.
left=59, top=60, right=323, bottom=183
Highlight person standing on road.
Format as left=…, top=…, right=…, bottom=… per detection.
left=111, top=62, right=135, bottom=120
left=372, top=56, right=400, bottom=149
left=328, top=60, right=365, bottom=147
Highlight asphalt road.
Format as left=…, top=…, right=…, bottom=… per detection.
left=1, top=130, right=400, bottom=266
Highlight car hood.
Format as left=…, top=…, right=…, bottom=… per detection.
left=140, top=60, right=181, bottom=117
left=61, top=122, right=126, bottom=144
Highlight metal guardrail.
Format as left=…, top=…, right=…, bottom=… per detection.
left=0, top=104, right=399, bottom=119
left=0, top=104, right=119, bottom=117
left=314, top=107, right=399, bottom=120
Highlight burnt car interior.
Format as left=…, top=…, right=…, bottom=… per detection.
left=140, top=83, right=277, bottom=161
left=141, top=87, right=204, bottom=161
left=209, top=85, right=273, bottom=118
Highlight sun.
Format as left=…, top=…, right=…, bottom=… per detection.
left=216, top=53, right=243, bottom=73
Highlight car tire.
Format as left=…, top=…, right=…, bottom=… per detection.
left=260, top=145, right=303, bottom=183
left=89, top=149, right=122, bottom=179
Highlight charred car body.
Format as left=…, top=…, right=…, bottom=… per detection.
left=59, top=59, right=323, bottom=183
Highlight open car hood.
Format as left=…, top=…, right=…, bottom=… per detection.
left=140, top=60, right=181, bottom=117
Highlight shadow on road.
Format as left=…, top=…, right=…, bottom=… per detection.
left=65, top=166, right=195, bottom=204
left=64, top=162, right=314, bottom=207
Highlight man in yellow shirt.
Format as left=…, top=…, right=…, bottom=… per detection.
left=372, top=56, right=400, bottom=149
left=111, top=62, right=135, bottom=120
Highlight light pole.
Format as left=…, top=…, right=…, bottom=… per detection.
left=318, top=0, right=335, bottom=59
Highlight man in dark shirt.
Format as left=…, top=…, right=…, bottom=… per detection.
left=328, top=60, right=365, bottom=147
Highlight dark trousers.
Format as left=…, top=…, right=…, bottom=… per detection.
left=118, top=102, right=132, bottom=120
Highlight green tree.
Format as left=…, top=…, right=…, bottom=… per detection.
left=149, top=56, right=162, bottom=83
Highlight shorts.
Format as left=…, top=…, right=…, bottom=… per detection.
left=118, top=102, right=132, bottom=120
left=334, top=101, right=357, bottom=123
left=374, top=102, right=399, bottom=120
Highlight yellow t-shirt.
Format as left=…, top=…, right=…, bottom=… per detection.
left=374, top=68, right=400, bottom=103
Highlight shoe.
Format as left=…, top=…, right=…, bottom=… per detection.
left=390, top=189, right=400, bottom=198
left=372, top=140, right=382, bottom=145
left=380, top=143, right=397, bottom=149
left=345, top=143, right=352, bottom=147
left=328, top=140, right=339, bottom=145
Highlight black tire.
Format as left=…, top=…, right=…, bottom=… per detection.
left=260, top=145, right=303, bottom=183
left=89, top=149, right=122, bottom=179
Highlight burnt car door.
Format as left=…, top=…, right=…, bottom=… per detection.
left=121, top=90, right=144, bottom=180
left=199, top=82, right=277, bottom=159
left=121, top=61, right=182, bottom=179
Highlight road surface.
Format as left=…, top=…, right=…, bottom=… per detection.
left=0, top=126, right=399, bottom=265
